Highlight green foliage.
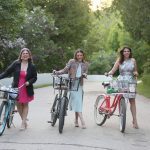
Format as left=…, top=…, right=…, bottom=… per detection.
left=142, top=74, right=150, bottom=86
left=143, top=58, right=150, bottom=74
left=111, top=0, right=150, bottom=78
left=137, top=82, right=150, bottom=98
left=1, top=0, right=149, bottom=78
left=46, top=0, right=91, bottom=49
left=88, top=51, right=117, bottom=74
left=0, top=0, right=24, bottom=36
left=112, top=0, right=150, bottom=43
left=0, top=0, right=25, bottom=70
left=131, top=41, right=150, bottom=74
left=21, top=7, right=58, bottom=72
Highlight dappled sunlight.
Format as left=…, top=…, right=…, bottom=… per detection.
left=90, top=0, right=113, bottom=11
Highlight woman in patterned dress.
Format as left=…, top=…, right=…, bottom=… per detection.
left=108, top=46, right=139, bottom=129
left=0, top=48, right=37, bottom=130
left=54, top=49, right=88, bottom=129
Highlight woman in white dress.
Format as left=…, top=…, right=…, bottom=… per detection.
left=108, top=46, right=139, bottom=129
left=54, top=49, right=88, bottom=128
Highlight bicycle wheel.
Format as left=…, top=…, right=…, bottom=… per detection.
left=119, top=97, right=126, bottom=133
left=0, top=101, right=8, bottom=136
left=94, top=95, right=107, bottom=126
left=7, top=101, right=15, bottom=128
left=59, top=97, right=66, bottom=133
left=51, top=94, right=59, bottom=126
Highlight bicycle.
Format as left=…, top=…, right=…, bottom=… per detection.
left=49, top=74, right=80, bottom=133
left=0, top=83, right=24, bottom=136
left=94, top=76, right=137, bottom=133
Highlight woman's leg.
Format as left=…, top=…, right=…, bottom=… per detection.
left=22, top=103, right=29, bottom=128
left=129, top=98, right=139, bottom=128
left=75, top=112, right=79, bottom=127
left=16, top=102, right=23, bottom=120
left=78, top=112, right=86, bottom=129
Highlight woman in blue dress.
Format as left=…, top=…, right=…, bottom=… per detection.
left=54, top=49, right=88, bottom=129
left=108, top=46, right=139, bottom=129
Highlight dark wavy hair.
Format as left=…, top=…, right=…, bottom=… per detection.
left=18, top=48, right=33, bottom=63
left=74, top=48, right=86, bottom=62
left=119, top=46, right=132, bottom=64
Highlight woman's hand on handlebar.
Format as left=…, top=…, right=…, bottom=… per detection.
left=25, top=81, right=29, bottom=86
left=52, top=70, right=60, bottom=75
left=52, top=70, right=57, bottom=74
left=133, top=71, right=138, bottom=77
left=82, top=73, right=87, bottom=78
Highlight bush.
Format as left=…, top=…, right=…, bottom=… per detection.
left=142, top=74, right=150, bottom=86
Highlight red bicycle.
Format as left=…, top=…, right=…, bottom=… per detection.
left=94, top=76, right=136, bottom=133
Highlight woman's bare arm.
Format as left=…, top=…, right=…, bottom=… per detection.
left=108, top=59, right=120, bottom=75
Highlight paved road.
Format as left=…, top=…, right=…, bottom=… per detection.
left=0, top=81, right=150, bottom=150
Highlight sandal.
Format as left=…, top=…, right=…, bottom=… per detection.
left=74, top=122, right=79, bottom=127
left=132, top=121, right=139, bottom=129
left=82, top=125, right=86, bottom=129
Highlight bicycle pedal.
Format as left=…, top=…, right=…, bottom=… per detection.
left=47, top=121, right=53, bottom=123
left=107, top=115, right=110, bottom=119
left=13, top=110, right=18, bottom=113
left=12, top=122, right=16, bottom=128
left=65, top=112, right=67, bottom=116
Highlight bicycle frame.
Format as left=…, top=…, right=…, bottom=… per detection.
left=0, top=83, right=25, bottom=135
left=98, top=93, right=124, bottom=116
left=94, top=75, right=135, bottom=133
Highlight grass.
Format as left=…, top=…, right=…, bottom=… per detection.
left=34, top=84, right=52, bottom=89
left=137, top=82, right=150, bottom=98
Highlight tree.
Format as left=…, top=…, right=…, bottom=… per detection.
left=112, top=0, right=150, bottom=44
left=111, top=0, right=150, bottom=75
left=21, top=7, right=58, bottom=72
left=0, top=0, right=25, bottom=70
left=46, top=0, right=91, bottom=50
left=22, top=0, right=92, bottom=71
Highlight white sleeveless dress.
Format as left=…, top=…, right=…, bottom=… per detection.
left=118, top=59, right=137, bottom=98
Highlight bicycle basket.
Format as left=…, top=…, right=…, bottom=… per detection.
left=69, top=78, right=80, bottom=91
left=53, top=76, right=69, bottom=90
left=9, top=88, right=18, bottom=100
left=110, top=80, right=136, bottom=93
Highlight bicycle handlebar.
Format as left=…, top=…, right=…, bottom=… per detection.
left=0, top=83, right=25, bottom=94
left=51, top=73, right=81, bottom=80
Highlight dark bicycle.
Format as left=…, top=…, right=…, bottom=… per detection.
left=0, top=83, right=24, bottom=136
left=49, top=74, right=80, bottom=133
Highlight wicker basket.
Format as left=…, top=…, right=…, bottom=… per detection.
left=110, top=80, right=137, bottom=93
left=53, top=76, right=69, bottom=90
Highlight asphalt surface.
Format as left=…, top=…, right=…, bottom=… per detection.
left=0, top=81, right=150, bottom=150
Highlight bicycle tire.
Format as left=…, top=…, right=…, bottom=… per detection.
left=7, top=101, right=15, bottom=128
left=59, top=97, right=66, bottom=134
left=94, top=95, right=107, bottom=126
left=119, top=97, right=126, bottom=133
left=51, top=94, right=59, bottom=126
left=0, top=101, right=8, bottom=136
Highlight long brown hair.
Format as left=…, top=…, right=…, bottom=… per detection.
left=18, top=48, right=33, bottom=63
left=119, top=46, right=132, bottom=64
left=73, top=48, right=86, bottom=62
